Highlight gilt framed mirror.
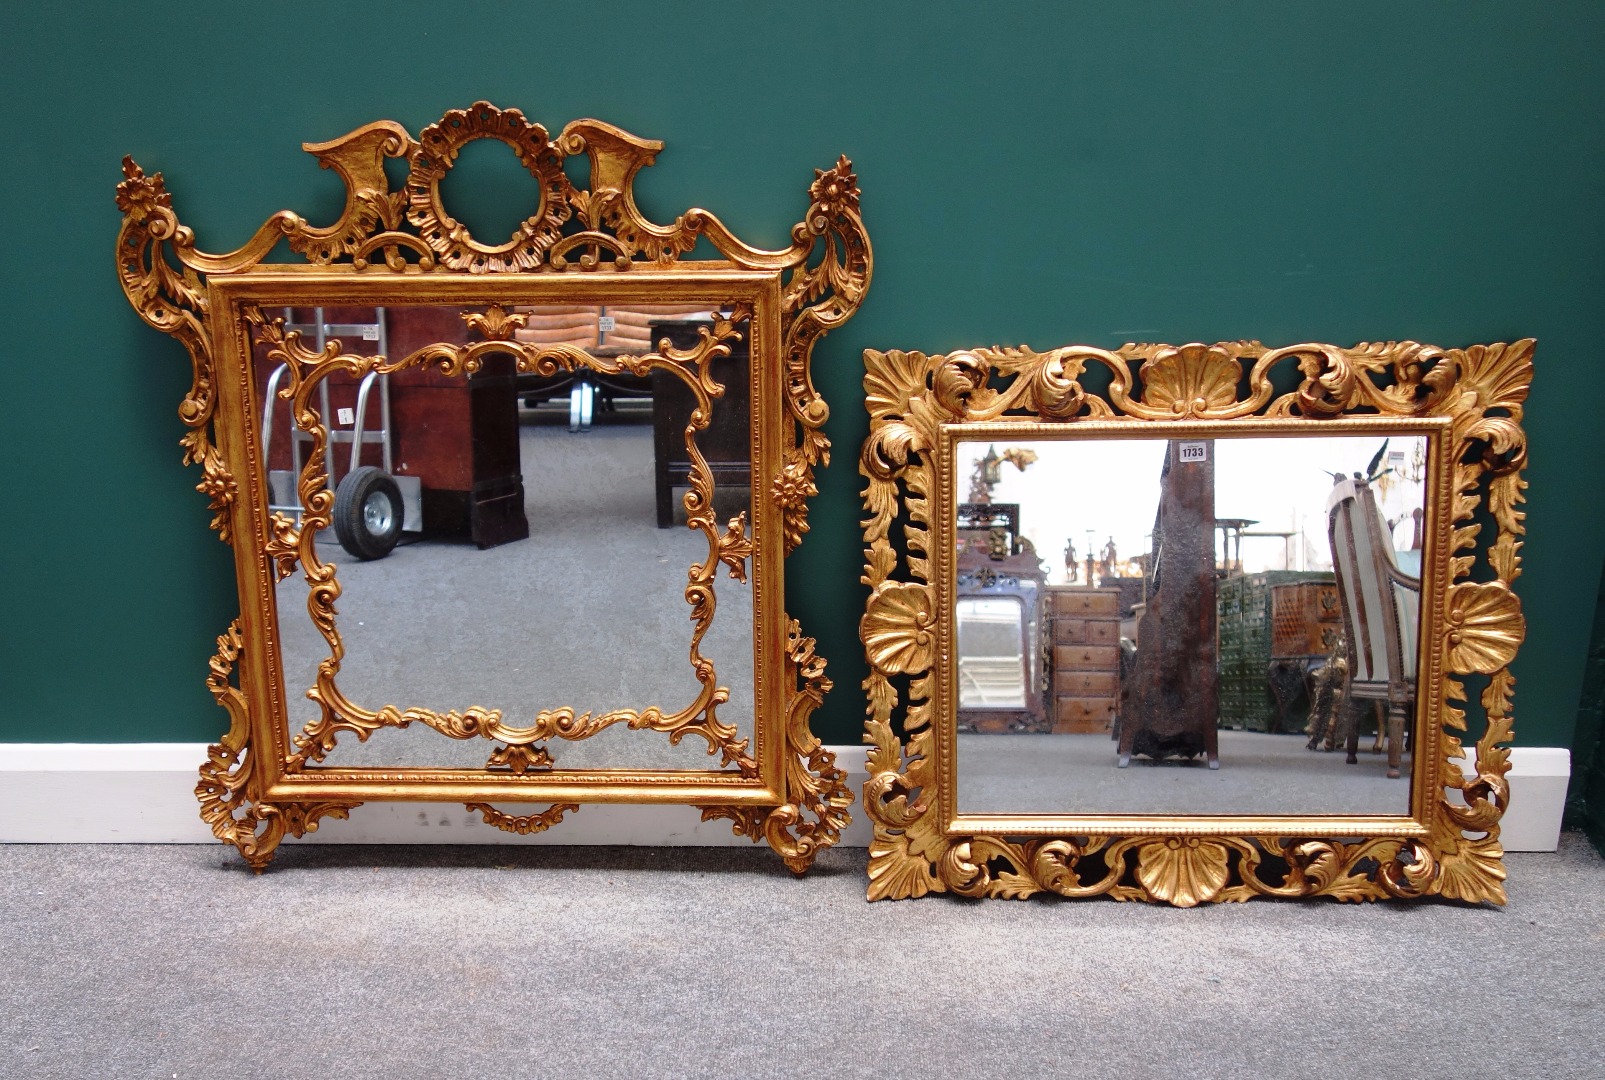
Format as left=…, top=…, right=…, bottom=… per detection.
left=115, top=102, right=870, bottom=872
left=861, top=338, right=1530, bottom=904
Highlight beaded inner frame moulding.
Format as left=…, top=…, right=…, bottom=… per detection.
left=860, top=337, right=1531, bottom=905
left=115, top=103, right=870, bottom=872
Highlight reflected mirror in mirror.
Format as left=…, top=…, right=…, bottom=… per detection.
left=258, top=303, right=755, bottom=772
left=956, top=597, right=1029, bottom=709
left=953, top=432, right=1429, bottom=817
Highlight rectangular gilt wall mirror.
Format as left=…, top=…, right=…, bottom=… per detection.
left=861, top=339, right=1530, bottom=905
left=115, top=102, right=870, bottom=872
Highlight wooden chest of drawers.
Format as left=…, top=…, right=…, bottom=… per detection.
left=1043, top=587, right=1122, bottom=734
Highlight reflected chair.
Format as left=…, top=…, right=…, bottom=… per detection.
left=1325, top=475, right=1421, bottom=778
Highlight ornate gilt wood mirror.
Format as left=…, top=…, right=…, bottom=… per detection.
left=115, top=102, right=870, bottom=872
left=861, top=338, right=1530, bottom=904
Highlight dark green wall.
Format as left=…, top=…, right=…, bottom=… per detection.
left=1567, top=559, right=1605, bottom=848
left=4, top=3, right=1603, bottom=749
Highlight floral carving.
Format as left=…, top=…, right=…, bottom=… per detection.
left=462, top=304, right=528, bottom=341
left=467, top=803, right=579, bottom=836
left=861, top=336, right=1530, bottom=906
left=773, top=453, right=820, bottom=553
left=487, top=744, right=554, bottom=774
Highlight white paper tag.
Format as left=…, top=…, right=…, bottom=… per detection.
left=362, top=325, right=380, bottom=340
left=337, top=407, right=355, bottom=426
left=1178, top=441, right=1208, bottom=463
left=597, top=316, right=616, bottom=332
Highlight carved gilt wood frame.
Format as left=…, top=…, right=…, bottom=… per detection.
left=115, top=103, right=870, bottom=872
left=860, top=339, right=1530, bottom=905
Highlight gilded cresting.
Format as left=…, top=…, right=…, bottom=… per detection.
left=115, top=103, right=870, bottom=872
left=860, top=339, right=1529, bottom=905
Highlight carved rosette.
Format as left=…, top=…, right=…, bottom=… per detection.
left=860, top=337, right=1531, bottom=905
left=117, top=105, right=870, bottom=872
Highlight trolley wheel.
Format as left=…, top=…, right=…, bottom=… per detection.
left=332, top=466, right=403, bottom=561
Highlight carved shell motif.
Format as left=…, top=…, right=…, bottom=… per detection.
left=1138, top=343, right=1240, bottom=418
left=1134, top=838, right=1232, bottom=907
left=1445, top=582, right=1524, bottom=675
left=862, top=583, right=937, bottom=676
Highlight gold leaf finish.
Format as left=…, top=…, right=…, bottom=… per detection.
left=862, top=583, right=937, bottom=675
left=1446, top=582, right=1524, bottom=675
left=1135, top=344, right=1241, bottom=419
left=116, top=105, right=871, bottom=872
left=406, top=102, right=571, bottom=274
left=860, top=336, right=1531, bottom=906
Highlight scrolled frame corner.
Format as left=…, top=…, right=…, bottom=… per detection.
left=859, top=336, right=1531, bottom=906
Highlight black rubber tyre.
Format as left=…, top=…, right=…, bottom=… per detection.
left=332, top=466, right=403, bottom=561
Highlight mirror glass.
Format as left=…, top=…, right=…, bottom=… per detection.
left=953, top=432, right=1429, bottom=817
left=956, top=597, right=1028, bottom=709
left=258, top=303, right=755, bottom=772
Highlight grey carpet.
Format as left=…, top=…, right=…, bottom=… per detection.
left=276, top=407, right=756, bottom=772
left=958, top=730, right=1412, bottom=816
left=3, top=836, right=1602, bottom=1079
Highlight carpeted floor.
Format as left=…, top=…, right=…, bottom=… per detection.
left=3, top=835, right=1602, bottom=1079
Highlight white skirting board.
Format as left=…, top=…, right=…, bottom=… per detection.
left=0, top=743, right=871, bottom=848
left=0, top=743, right=1571, bottom=851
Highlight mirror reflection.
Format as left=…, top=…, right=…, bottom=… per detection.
left=956, top=597, right=1029, bottom=709
left=259, top=304, right=755, bottom=771
left=954, top=433, right=1428, bottom=816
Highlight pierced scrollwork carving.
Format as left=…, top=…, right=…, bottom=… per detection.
left=861, top=337, right=1532, bottom=905
left=406, top=103, right=571, bottom=274
left=194, top=619, right=360, bottom=872
left=699, top=619, right=853, bottom=874
left=117, top=104, right=869, bottom=871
